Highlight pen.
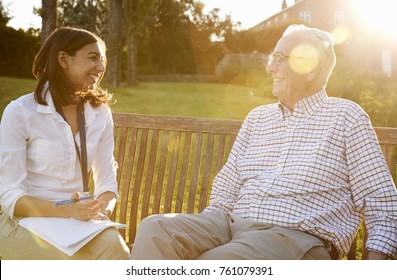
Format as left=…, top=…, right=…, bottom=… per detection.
left=54, top=195, right=96, bottom=207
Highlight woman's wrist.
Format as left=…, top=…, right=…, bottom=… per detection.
left=99, top=209, right=111, bottom=218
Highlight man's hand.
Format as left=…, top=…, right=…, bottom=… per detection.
left=366, top=251, right=388, bottom=260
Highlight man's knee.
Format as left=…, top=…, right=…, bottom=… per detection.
left=137, top=214, right=169, bottom=234
left=301, top=245, right=332, bottom=260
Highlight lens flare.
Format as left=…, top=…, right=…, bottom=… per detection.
left=332, top=27, right=350, bottom=45
left=288, top=44, right=319, bottom=74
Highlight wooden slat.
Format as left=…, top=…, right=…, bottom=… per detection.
left=175, top=133, right=192, bottom=212
left=346, top=236, right=357, bottom=260
left=114, top=126, right=127, bottom=187
left=187, top=133, right=203, bottom=213
left=375, top=127, right=397, bottom=145
left=164, top=132, right=181, bottom=213
left=152, top=131, right=170, bottom=213
left=114, top=127, right=137, bottom=239
left=384, top=145, right=392, bottom=168
left=112, top=112, right=242, bottom=134
left=198, top=134, right=215, bottom=212
left=140, top=130, right=159, bottom=219
left=128, top=129, right=148, bottom=243
left=216, top=135, right=227, bottom=172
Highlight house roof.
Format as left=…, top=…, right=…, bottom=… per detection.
left=250, top=0, right=305, bottom=31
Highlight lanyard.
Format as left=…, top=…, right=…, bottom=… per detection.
left=55, top=102, right=89, bottom=193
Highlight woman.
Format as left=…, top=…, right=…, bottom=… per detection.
left=0, top=27, right=130, bottom=259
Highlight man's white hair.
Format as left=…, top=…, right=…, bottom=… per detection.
left=282, top=24, right=336, bottom=87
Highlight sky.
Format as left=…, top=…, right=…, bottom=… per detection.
left=3, top=0, right=295, bottom=30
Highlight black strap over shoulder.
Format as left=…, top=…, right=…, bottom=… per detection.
left=76, top=102, right=88, bottom=193
left=55, top=102, right=89, bottom=193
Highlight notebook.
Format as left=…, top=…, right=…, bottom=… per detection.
left=19, top=217, right=126, bottom=256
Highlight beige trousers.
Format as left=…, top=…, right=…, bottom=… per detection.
left=0, top=211, right=130, bottom=260
left=131, top=211, right=331, bottom=260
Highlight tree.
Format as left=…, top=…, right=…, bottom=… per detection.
left=0, top=0, right=11, bottom=26
left=138, top=0, right=235, bottom=75
left=105, top=0, right=122, bottom=87
left=0, top=25, right=40, bottom=78
left=123, top=0, right=159, bottom=86
left=41, top=0, right=58, bottom=44
left=58, top=0, right=108, bottom=38
left=53, top=0, right=237, bottom=84
left=224, top=20, right=304, bottom=54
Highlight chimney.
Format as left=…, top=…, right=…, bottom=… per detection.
left=282, top=0, right=287, bottom=9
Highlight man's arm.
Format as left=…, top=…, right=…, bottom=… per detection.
left=205, top=110, right=256, bottom=212
left=346, top=113, right=397, bottom=259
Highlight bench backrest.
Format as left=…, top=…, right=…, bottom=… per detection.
left=111, top=112, right=397, bottom=259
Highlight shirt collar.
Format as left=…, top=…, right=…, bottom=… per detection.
left=277, top=89, right=328, bottom=120
left=36, top=82, right=60, bottom=120
left=277, top=102, right=290, bottom=120
left=296, top=89, right=328, bottom=117
left=36, top=82, right=98, bottom=126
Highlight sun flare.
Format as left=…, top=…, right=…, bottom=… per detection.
left=354, top=0, right=397, bottom=38
left=289, top=44, right=319, bottom=74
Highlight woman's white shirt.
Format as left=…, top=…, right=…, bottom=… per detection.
left=0, top=91, right=118, bottom=218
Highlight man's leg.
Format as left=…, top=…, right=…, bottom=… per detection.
left=130, top=211, right=231, bottom=259
left=196, top=214, right=330, bottom=260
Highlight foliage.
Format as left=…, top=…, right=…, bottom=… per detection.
left=137, top=0, right=235, bottom=75
left=122, top=0, right=158, bottom=37
left=55, top=0, right=233, bottom=81
left=327, top=62, right=397, bottom=128
left=215, top=55, right=269, bottom=90
left=122, top=0, right=159, bottom=86
left=0, top=0, right=11, bottom=26
left=0, top=25, right=40, bottom=79
left=58, top=0, right=108, bottom=38
left=224, top=20, right=304, bottom=54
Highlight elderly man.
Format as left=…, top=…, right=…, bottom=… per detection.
left=130, top=25, right=397, bottom=260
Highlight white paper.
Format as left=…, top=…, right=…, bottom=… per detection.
left=19, top=217, right=126, bottom=256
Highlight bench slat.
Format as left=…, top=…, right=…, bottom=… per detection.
left=113, top=112, right=242, bottom=134
left=187, top=133, right=203, bottom=213
left=140, top=130, right=159, bottom=219
left=164, top=132, right=181, bottom=213
left=175, top=133, right=192, bottom=213
left=199, top=134, right=215, bottom=211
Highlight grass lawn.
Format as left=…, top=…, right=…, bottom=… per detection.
left=0, top=76, right=277, bottom=120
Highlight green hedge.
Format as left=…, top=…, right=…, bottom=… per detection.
left=0, top=26, right=40, bottom=78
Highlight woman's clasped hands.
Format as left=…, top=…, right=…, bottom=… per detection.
left=60, top=192, right=109, bottom=221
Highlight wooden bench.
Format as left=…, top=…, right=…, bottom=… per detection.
left=110, top=112, right=397, bottom=260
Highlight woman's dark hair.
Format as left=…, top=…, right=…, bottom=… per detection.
left=32, top=27, right=112, bottom=107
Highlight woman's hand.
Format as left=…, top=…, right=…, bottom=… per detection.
left=63, top=192, right=104, bottom=221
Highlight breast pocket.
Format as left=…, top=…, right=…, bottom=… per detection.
left=27, top=139, right=64, bottom=178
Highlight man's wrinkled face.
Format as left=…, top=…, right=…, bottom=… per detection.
left=266, top=35, right=319, bottom=109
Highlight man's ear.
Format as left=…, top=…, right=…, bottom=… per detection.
left=58, top=51, right=69, bottom=69
left=307, top=62, right=320, bottom=82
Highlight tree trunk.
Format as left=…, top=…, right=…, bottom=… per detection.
left=105, top=0, right=122, bottom=88
left=126, top=35, right=139, bottom=86
left=41, top=0, right=57, bottom=45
